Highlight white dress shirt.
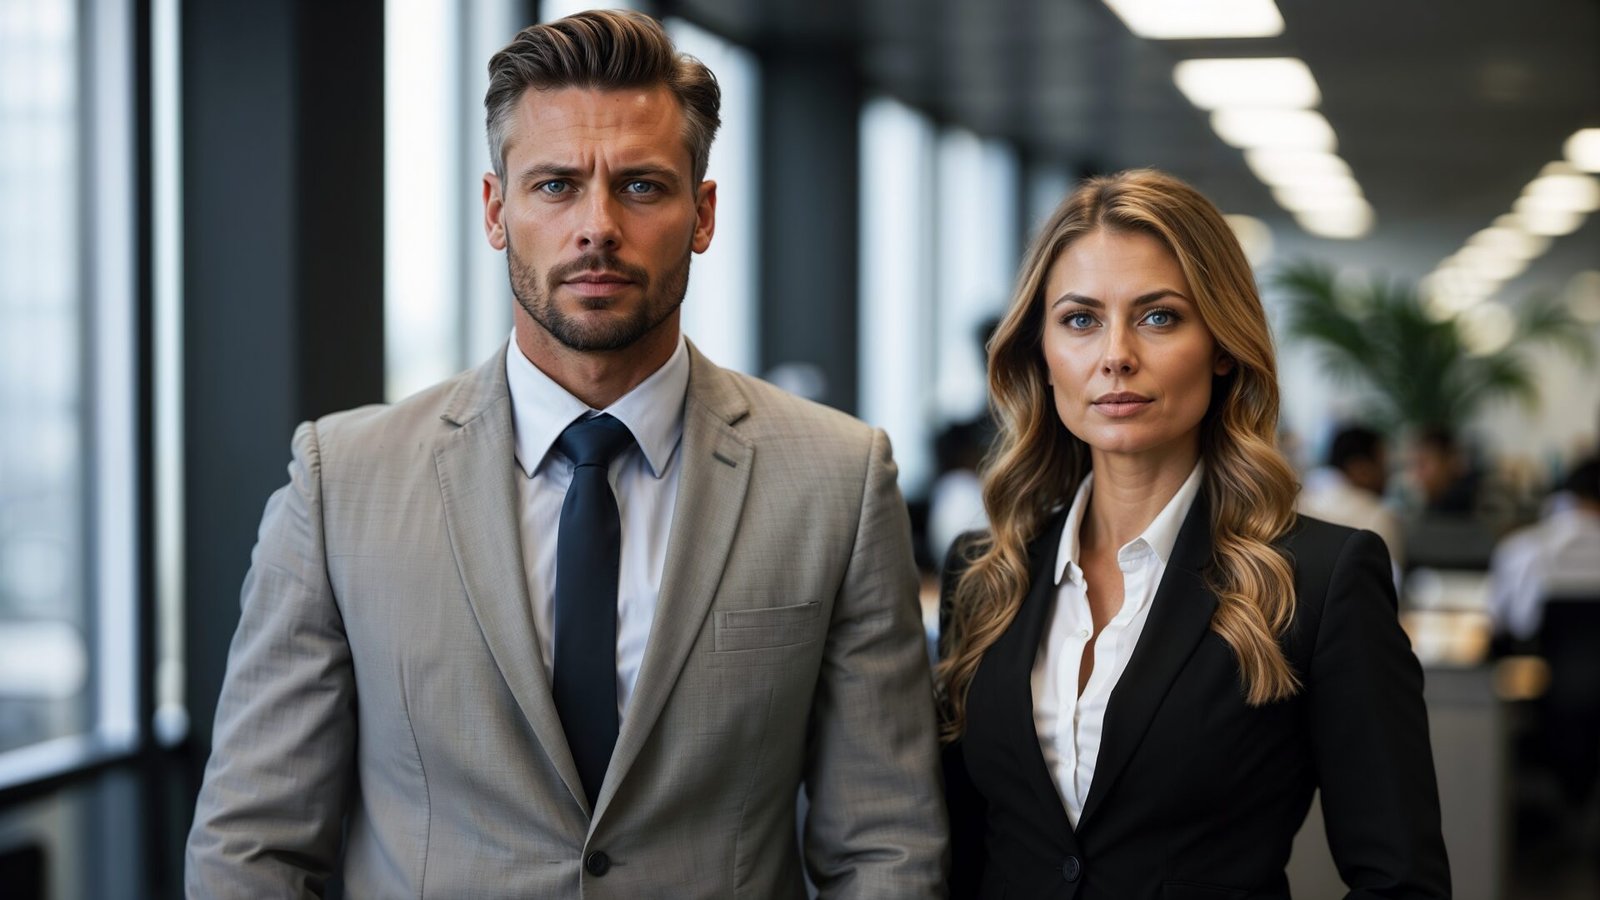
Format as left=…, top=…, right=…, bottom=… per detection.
left=1033, top=462, right=1203, bottom=827
left=1487, top=506, right=1600, bottom=640
left=506, top=333, right=688, bottom=722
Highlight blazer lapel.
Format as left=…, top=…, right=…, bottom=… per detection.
left=983, top=511, right=1079, bottom=845
left=434, top=345, right=590, bottom=814
left=1076, top=490, right=1217, bottom=829
left=595, top=344, right=754, bottom=819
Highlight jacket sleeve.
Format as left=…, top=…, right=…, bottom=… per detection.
left=1308, top=528, right=1452, bottom=899
left=185, top=421, right=356, bottom=899
left=803, top=427, right=950, bottom=899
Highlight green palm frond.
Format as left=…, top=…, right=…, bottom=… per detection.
left=1271, top=260, right=1597, bottom=433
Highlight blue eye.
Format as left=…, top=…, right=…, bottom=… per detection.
left=1063, top=311, right=1097, bottom=329
left=622, top=180, right=658, bottom=195
left=537, top=181, right=570, bottom=196
left=1142, top=309, right=1177, bottom=327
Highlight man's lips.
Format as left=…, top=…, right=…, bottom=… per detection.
left=563, top=272, right=634, bottom=296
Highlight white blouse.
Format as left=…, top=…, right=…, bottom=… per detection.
left=1032, top=462, right=1204, bottom=827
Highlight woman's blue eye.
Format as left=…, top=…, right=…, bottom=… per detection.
left=1143, top=309, right=1176, bottom=326
left=1065, top=312, right=1096, bottom=329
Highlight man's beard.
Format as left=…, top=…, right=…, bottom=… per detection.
left=508, top=236, right=691, bottom=353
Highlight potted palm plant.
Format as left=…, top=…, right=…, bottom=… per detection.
left=1272, top=262, right=1595, bottom=434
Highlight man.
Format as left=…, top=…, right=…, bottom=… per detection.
left=1297, top=425, right=1405, bottom=573
left=186, top=11, right=946, bottom=898
left=1487, top=455, right=1600, bottom=641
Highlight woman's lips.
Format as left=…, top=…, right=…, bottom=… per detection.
left=1092, top=393, right=1153, bottom=417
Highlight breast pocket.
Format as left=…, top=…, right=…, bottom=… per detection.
left=713, top=601, right=823, bottom=652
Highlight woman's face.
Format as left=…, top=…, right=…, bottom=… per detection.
left=1040, top=228, right=1231, bottom=472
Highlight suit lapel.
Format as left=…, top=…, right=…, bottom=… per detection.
left=1076, top=490, right=1217, bottom=829
left=984, top=511, right=1079, bottom=845
left=595, top=344, right=754, bottom=819
left=434, top=346, right=590, bottom=814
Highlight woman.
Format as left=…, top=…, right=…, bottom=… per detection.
left=938, top=170, right=1450, bottom=899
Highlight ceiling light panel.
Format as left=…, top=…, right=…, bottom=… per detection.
left=1173, top=58, right=1320, bottom=109
left=1211, top=109, right=1337, bottom=152
left=1103, top=0, right=1284, bottom=39
left=1566, top=128, right=1600, bottom=172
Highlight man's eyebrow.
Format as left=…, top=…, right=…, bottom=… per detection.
left=1049, top=289, right=1189, bottom=309
left=515, top=164, right=686, bottom=189
left=616, top=165, right=682, bottom=186
left=517, top=164, right=580, bottom=187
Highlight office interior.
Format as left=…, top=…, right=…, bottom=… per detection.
left=1, top=0, right=1598, bottom=897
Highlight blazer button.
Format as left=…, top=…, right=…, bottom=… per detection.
left=1062, top=855, right=1082, bottom=882
left=585, top=850, right=611, bottom=876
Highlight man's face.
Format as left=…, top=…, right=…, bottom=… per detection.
left=483, top=86, right=716, bottom=354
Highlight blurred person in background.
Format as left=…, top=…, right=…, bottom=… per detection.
left=1298, top=424, right=1405, bottom=578
left=185, top=11, right=944, bottom=898
left=938, top=169, right=1448, bottom=899
left=1412, top=426, right=1478, bottom=515
left=1488, top=455, right=1600, bottom=642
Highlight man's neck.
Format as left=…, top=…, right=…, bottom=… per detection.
left=513, top=314, right=680, bottom=410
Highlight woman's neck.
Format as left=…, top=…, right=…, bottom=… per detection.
left=1081, top=449, right=1199, bottom=553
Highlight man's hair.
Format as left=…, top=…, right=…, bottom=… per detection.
left=1564, top=455, right=1600, bottom=504
left=484, top=10, right=721, bottom=184
left=1327, top=425, right=1383, bottom=472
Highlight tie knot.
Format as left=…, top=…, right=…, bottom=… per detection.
left=555, top=413, right=635, bottom=469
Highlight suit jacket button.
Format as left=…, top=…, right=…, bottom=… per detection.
left=1062, top=855, right=1082, bottom=882
left=585, top=850, right=611, bottom=876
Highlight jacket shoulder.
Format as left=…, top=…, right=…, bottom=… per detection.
left=712, top=367, right=877, bottom=449
left=304, top=366, right=481, bottom=464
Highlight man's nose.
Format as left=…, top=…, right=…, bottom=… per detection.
left=576, top=193, right=621, bottom=251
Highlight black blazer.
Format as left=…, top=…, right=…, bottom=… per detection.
left=941, top=491, right=1451, bottom=900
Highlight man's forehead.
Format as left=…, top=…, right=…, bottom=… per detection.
left=504, top=85, right=693, bottom=169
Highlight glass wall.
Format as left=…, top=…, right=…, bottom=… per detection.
left=0, top=0, right=138, bottom=784
left=859, top=97, right=937, bottom=493
left=667, top=17, right=760, bottom=375
left=384, top=0, right=518, bottom=402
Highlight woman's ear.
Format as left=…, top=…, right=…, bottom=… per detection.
left=1214, top=353, right=1235, bottom=377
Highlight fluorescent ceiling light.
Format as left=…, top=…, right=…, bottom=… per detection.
left=1522, top=169, right=1600, bottom=214
left=1294, top=200, right=1373, bottom=239
left=1466, top=226, right=1548, bottom=262
left=1102, top=0, right=1284, bottom=39
left=1512, top=198, right=1585, bottom=236
left=1223, top=214, right=1273, bottom=267
left=1455, top=245, right=1529, bottom=283
left=1567, top=129, right=1600, bottom=173
left=1244, top=149, right=1351, bottom=186
left=1173, top=58, right=1319, bottom=109
left=1271, top=178, right=1363, bottom=211
left=1212, top=109, right=1336, bottom=151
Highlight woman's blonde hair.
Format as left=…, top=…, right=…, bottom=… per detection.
left=938, top=169, right=1301, bottom=740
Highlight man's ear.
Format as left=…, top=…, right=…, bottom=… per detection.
left=483, top=173, right=507, bottom=251
left=692, top=180, right=717, bottom=254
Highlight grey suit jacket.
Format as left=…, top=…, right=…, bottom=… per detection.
left=186, top=342, right=948, bottom=898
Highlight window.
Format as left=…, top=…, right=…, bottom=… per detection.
left=667, top=18, right=760, bottom=375
left=0, top=0, right=139, bottom=785
left=934, top=128, right=1020, bottom=426
left=384, top=0, right=519, bottom=402
left=859, top=98, right=937, bottom=493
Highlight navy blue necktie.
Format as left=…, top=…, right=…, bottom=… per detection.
left=552, top=413, right=635, bottom=809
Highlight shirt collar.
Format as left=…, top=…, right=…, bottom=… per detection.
left=505, top=332, right=689, bottom=479
left=1054, top=460, right=1206, bottom=585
